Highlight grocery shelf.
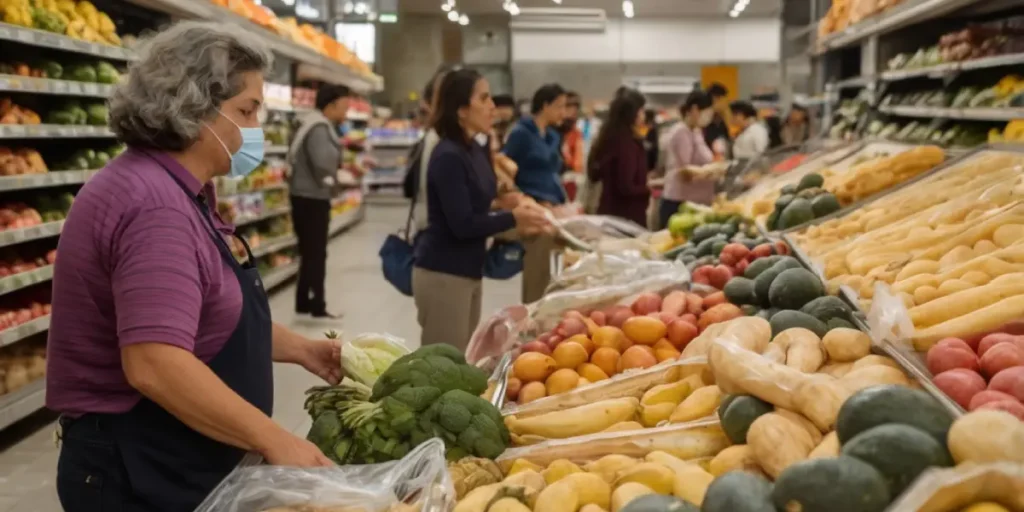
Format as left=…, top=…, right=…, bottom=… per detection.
left=264, top=145, right=289, bottom=155
left=219, top=182, right=288, bottom=200
left=122, top=0, right=382, bottom=92
left=0, top=75, right=115, bottom=98
left=233, top=206, right=290, bottom=228
left=261, top=261, right=299, bottom=289
left=881, top=53, right=1024, bottom=81
left=0, top=22, right=134, bottom=61
left=367, top=138, right=418, bottom=148
left=250, top=235, right=297, bottom=259
left=879, top=105, right=1024, bottom=121
left=815, top=0, right=984, bottom=53
left=0, top=220, right=63, bottom=249
left=0, top=265, right=53, bottom=296
left=0, top=124, right=115, bottom=139
left=328, top=204, right=365, bottom=237
left=0, top=169, right=99, bottom=192
left=0, top=378, right=46, bottom=431
left=829, top=76, right=874, bottom=90
left=0, top=315, right=50, bottom=349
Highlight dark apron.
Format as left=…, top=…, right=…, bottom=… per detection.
left=56, top=165, right=274, bottom=512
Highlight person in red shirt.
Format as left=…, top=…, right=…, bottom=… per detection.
left=587, top=88, right=650, bottom=226
left=560, top=91, right=583, bottom=174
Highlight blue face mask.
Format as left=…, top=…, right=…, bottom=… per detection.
left=208, top=111, right=264, bottom=177
left=337, top=121, right=351, bottom=137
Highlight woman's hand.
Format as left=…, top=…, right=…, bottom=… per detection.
left=297, top=338, right=343, bottom=385
left=258, top=428, right=335, bottom=467
left=494, top=191, right=526, bottom=211
left=512, top=202, right=552, bottom=236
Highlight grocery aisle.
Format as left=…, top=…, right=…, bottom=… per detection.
left=0, top=203, right=521, bottom=512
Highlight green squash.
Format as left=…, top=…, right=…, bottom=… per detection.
left=702, top=471, right=775, bottom=512
left=720, top=395, right=773, bottom=444
left=772, top=456, right=890, bottom=512
left=841, top=424, right=953, bottom=496
left=836, top=385, right=954, bottom=445
left=767, top=268, right=825, bottom=310
left=769, top=310, right=828, bottom=338
left=620, top=495, right=698, bottom=512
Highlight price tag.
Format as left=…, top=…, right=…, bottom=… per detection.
left=51, top=80, right=68, bottom=93
left=17, top=29, right=33, bottom=43
left=0, top=26, right=12, bottom=39
left=82, top=83, right=98, bottom=95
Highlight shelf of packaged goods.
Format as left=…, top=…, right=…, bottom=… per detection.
left=0, top=124, right=115, bottom=139
left=122, top=0, right=381, bottom=92
left=0, top=220, right=63, bottom=249
left=829, top=76, right=874, bottom=91
left=882, top=53, right=1024, bottom=81
left=0, top=75, right=115, bottom=98
left=232, top=206, right=290, bottom=228
left=0, top=22, right=134, bottom=61
left=0, top=378, right=46, bottom=431
left=249, top=235, right=297, bottom=259
left=218, top=183, right=288, bottom=200
left=261, top=261, right=298, bottom=289
left=0, top=265, right=53, bottom=297
left=0, top=169, right=99, bottom=192
left=367, top=138, right=419, bottom=149
left=264, top=144, right=289, bottom=155
left=0, top=315, right=50, bottom=349
left=814, top=0, right=984, bottom=54
left=328, top=204, right=364, bottom=236
left=879, top=105, right=1024, bottom=121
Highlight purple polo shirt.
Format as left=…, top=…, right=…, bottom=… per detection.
left=46, top=148, right=243, bottom=415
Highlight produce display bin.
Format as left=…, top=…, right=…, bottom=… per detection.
left=889, top=463, right=1024, bottom=512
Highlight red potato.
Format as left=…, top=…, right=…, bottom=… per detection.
left=970, top=390, right=1019, bottom=411
left=935, top=337, right=973, bottom=354
left=692, top=265, right=713, bottom=286
left=661, top=291, right=687, bottom=316
left=989, top=366, right=1024, bottom=402
left=926, top=344, right=980, bottom=375
left=698, top=303, right=743, bottom=332
left=606, top=306, right=634, bottom=328
left=590, top=310, right=607, bottom=326
left=978, top=333, right=1020, bottom=357
left=666, top=319, right=699, bottom=350
left=521, top=341, right=552, bottom=355
left=657, top=312, right=679, bottom=325
left=774, top=241, right=790, bottom=256
left=750, top=243, right=774, bottom=261
left=680, top=313, right=698, bottom=326
left=976, top=400, right=1024, bottom=421
left=546, top=335, right=563, bottom=350
left=632, top=292, right=663, bottom=315
left=557, top=316, right=588, bottom=338
left=684, top=293, right=704, bottom=316
left=708, top=265, right=734, bottom=289
left=932, top=369, right=987, bottom=409
left=718, top=243, right=750, bottom=266
left=703, top=291, right=728, bottom=308
left=980, top=343, right=1024, bottom=379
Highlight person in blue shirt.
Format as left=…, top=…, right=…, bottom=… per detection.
left=413, top=68, right=550, bottom=350
left=503, top=83, right=567, bottom=303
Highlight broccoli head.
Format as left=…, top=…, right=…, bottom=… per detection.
left=430, top=389, right=509, bottom=460
left=371, top=354, right=488, bottom=400
left=388, top=385, right=442, bottom=412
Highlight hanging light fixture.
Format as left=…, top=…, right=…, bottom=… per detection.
left=447, top=9, right=459, bottom=21
left=622, top=0, right=634, bottom=18
left=459, top=13, right=469, bottom=25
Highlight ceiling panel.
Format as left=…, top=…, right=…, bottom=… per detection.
left=398, top=0, right=781, bottom=17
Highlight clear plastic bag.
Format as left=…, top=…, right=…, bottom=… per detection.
left=194, top=439, right=453, bottom=512
left=555, top=214, right=649, bottom=243
left=888, top=462, right=1024, bottom=512
left=548, top=252, right=690, bottom=294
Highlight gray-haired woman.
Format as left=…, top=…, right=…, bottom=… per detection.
left=47, top=21, right=339, bottom=512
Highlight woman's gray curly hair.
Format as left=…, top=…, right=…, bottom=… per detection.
left=109, top=21, right=273, bottom=151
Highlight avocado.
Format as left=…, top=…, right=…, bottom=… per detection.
left=772, top=457, right=890, bottom=512
left=836, top=385, right=954, bottom=445
left=775, top=194, right=796, bottom=210
left=721, top=395, right=774, bottom=444
left=696, top=234, right=728, bottom=257
left=811, top=193, right=842, bottom=218
left=691, top=223, right=724, bottom=244
left=711, top=240, right=729, bottom=257
left=778, top=198, right=815, bottom=230
left=743, top=256, right=778, bottom=280
left=796, top=187, right=824, bottom=199
left=780, top=184, right=797, bottom=195
left=768, top=268, right=825, bottom=310
left=766, top=209, right=780, bottom=231
left=620, top=495, right=699, bottom=512
left=827, top=317, right=856, bottom=330
left=724, top=277, right=757, bottom=305
left=753, top=258, right=803, bottom=307
left=801, top=296, right=854, bottom=323
left=703, top=471, right=776, bottom=512
left=769, top=310, right=828, bottom=337
left=797, top=173, right=825, bottom=191
left=841, top=424, right=953, bottom=496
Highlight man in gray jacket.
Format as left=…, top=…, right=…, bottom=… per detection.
left=288, top=84, right=351, bottom=321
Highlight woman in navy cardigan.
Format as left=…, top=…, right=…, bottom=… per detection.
left=413, top=68, right=550, bottom=349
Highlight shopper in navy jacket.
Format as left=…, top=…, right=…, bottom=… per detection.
left=413, top=68, right=549, bottom=349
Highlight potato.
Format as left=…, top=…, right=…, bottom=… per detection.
left=947, top=410, right=1024, bottom=464
left=933, top=337, right=973, bottom=353
left=661, top=291, right=687, bottom=316
left=698, top=304, right=743, bottom=332
left=969, top=390, right=1018, bottom=411
left=631, top=293, right=663, bottom=316
left=976, top=400, right=1024, bottom=420
left=821, top=328, right=871, bottom=362
left=606, top=306, right=634, bottom=329
left=708, top=445, right=759, bottom=476
left=926, top=344, right=980, bottom=375
left=978, top=333, right=1020, bottom=357
left=933, top=368, right=987, bottom=409
left=702, top=291, right=727, bottom=308
left=666, top=319, right=699, bottom=350
left=684, top=293, right=704, bottom=315
left=988, top=366, right=1024, bottom=402
left=980, top=343, right=1024, bottom=378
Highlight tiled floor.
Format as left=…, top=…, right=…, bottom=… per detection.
left=0, top=203, right=522, bottom=511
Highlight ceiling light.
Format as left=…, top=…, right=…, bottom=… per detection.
left=447, top=10, right=459, bottom=21
left=459, top=14, right=469, bottom=25
left=441, top=3, right=452, bottom=11
left=506, top=2, right=520, bottom=15
left=729, top=10, right=739, bottom=17
left=552, top=0, right=562, bottom=3
left=342, top=1, right=352, bottom=13
left=354, top=2, right=366, bottom=14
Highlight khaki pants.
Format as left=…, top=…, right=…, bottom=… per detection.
left=413, top=267, right=482, bottom=352
left=521, top=234, right=556, bottom=304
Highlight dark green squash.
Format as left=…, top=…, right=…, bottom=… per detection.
left=840, top=424, right=953, bottom=496
left=835, top=385, right=954, bottom=445
left=701, top=471, right=775, bottom=512
left=771, top=456, right=890, bottom=512
left=620, top=494, right=698, bottom=512
left=720, top=395, right=774, bottom=444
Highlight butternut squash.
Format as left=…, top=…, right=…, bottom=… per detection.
left=746, top=413, right=815, bottom=479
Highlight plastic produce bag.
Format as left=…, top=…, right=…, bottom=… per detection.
left=888, top=462, right=1024, bottom=512
left=194, top=439, right=453, bottom=512
left=341, top=333, right=411, bottom=386
left=549, top=252, right=689, bottom=294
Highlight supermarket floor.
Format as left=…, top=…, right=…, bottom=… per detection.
left=0, top=202, right=522, bottom=511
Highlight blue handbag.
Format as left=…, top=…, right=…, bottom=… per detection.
left=483, top=240, right=524, bottom=280
left=378, top=191, right=418, bottom=297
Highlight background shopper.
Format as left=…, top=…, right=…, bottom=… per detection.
left=643, top=108, right=660, bottom=172
left=560, top=91, right=584, bottom=174
left=659, top=91, right=716, bottom=228
left=288, top=84, right=352, bottom=321
left=781, top=105, right=811, bottom=146
left=588, top=87, right=650, bottom=226
left=703, top=82, right=732, bottom=156
left=492, top=93, right=517, bottom=146
left=504, top=83, right=568, bottom=303
left=413, top=68, right=550, bottom=349
left=730, top=100, right=770, bottom=160
left=48, top=22, right=340, bottom=512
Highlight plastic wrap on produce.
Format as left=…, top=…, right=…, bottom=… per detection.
left=466, top=305, right=529, bottom=368
left=549, top=252, right=690, bottom=294
left=556, top=214, right=649, bottom=242
left=194, top=439, right=453, bottom=512
left=495, top=418, right=728, bottom=470
left=888, top=462, right=1024, bottom=512
left=502, top=356, right=710, bottom=416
